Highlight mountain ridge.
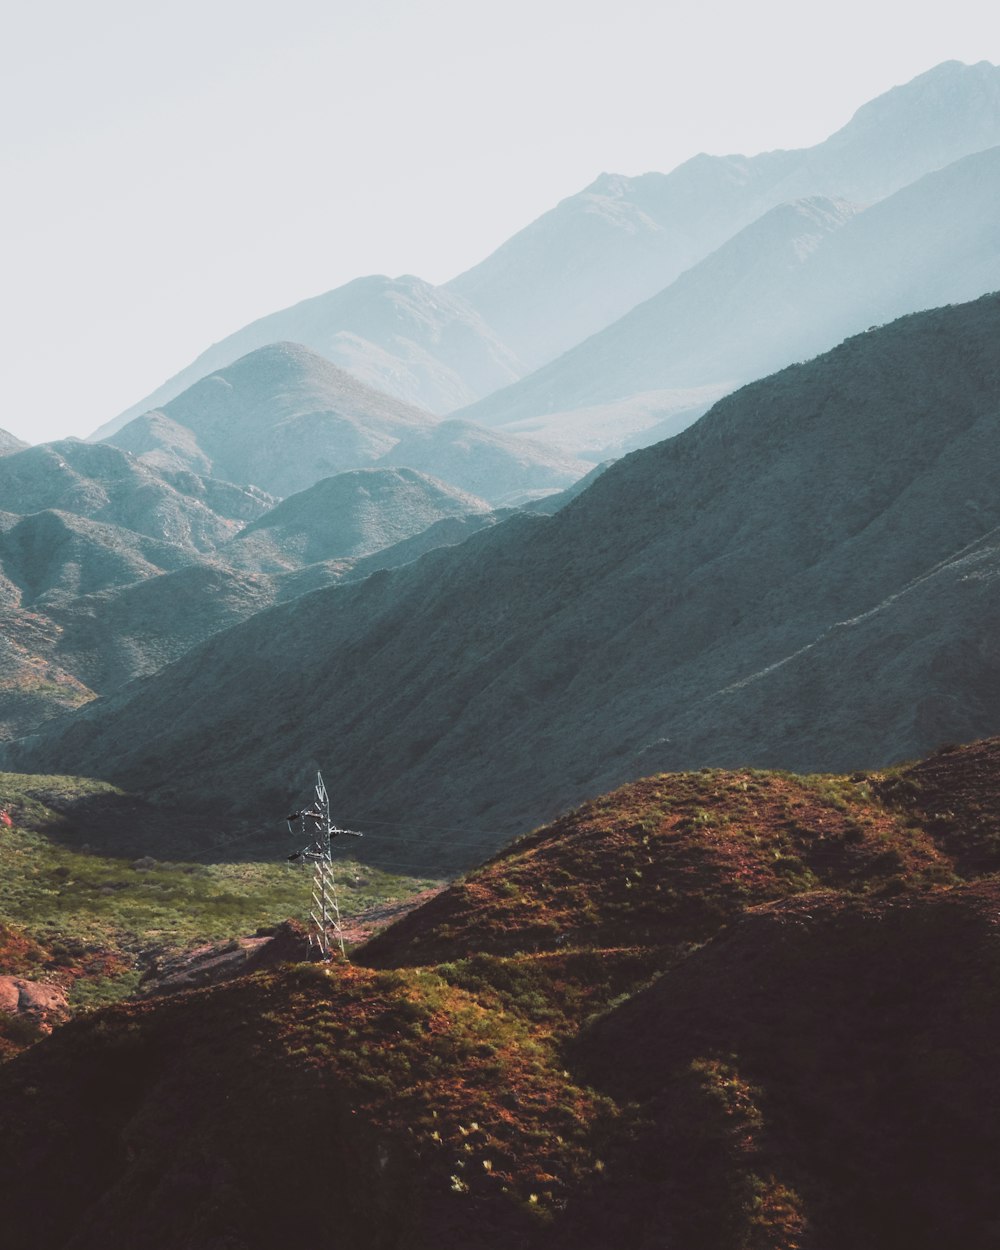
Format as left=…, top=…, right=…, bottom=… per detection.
left=462, top=146, right=1000, bottom=431
left=92, top=274, right=526, bottom=440
left=3, top=738, right=1000, bottom=1247
left=8, top=294, right=1000, bottom=865
left=446, top=59, right=1000, bottom=366
left=106, top=342, right=584, bottom=503
left=222, top=467, right=492, bottom=570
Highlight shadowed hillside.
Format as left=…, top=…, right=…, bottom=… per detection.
left=0, top=505, right=257, bottom=737
left=8, top=294, right=1000, bottom=865
left=2, top=741, right=999, bottom=1248
left=221, top=468, right=492, bottom=571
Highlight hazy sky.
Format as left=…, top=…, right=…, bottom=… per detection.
left=2, top=0, right=997, bottom=443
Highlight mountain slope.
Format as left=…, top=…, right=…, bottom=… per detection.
left=462, top=194, right=859, bottom=426
left=488, top=385, right=733, bottom=460
left=106, top=342, right=581, bottom=503
left=47, top=563, right=282, bottom=697
left=446, top=59, right=1000, bottom=366
left=8, top=294, right=1000, bottom=862
left=106, top=342, right=437, bottom=497
left=464, top=146, right=1000, bottom=428
left=0, top=439, right=273, bottom=554
left=94, top=274, right=526, bottom=439
left=3, top=744, right=1000, bottom=1249
left=0, top=510, right=199, bottom=608
left=376, top=419, right=587, bottom=504
left=0, top=438, right=279, bottom=738
left=222, top=468, right=492, bottom=571
left=0, top=510, right=222, bottom=736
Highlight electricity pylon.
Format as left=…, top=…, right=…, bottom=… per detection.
left=286, top=772, right=363, bottom=958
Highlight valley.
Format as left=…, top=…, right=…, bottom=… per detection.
left=2, top=54, right=1000, bottom=1250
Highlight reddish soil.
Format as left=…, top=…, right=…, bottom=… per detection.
left=3, top=750, right=1000, bottom=1248
left=877, top=736, right=1000, bottom=873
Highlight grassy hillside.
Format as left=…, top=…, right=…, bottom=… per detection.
left=2, top=739, right=998, bottom=1247
left=0, top=773, right=438, bottom=1053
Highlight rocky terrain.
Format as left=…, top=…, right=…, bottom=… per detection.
left=2, top=736, right=999, bottom=1248
left=8, top=294, right=999, bottom=867
left=220, top=468, right=491, bottom=571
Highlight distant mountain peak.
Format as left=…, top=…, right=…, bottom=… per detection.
left=104, top=342, right=583, bottom=504
left=94, top=271, right=527, bottom=440
left=223, top=465, right=493, bottom=570
left=447, top=60, right=1000, bottom=365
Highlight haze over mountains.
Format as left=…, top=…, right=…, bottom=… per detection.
left=461, top=195, right=861, bottom=428
left=85, top=60, right=1000, bottom=466
left=463, top=144, right=1000, bottom=430
left=11, top=293, right=1000, bottom=868
left=446, top=59, right=1000, bottom=366
left=2, top=59, right=999, bottom=863
left=95, top=275, right=525, bottom=438
left=0, top=451, right=519, bottom=739
left=4, top=56, right=1000, bottom=1248
left=105, top=342, right=584, bottom=504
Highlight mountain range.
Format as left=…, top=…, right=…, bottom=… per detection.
left=104, top=342, right=585, bottom=503
left=0, top=453, right=527, bottom=739
left=220, top=468, right=491, bottom=571
left=445, top=58, right=1000, bottom=366
left=88, top=60, right=1000, bottom=458
left=462, top=144, right=1000, bottom=432
left=93, top=275, right=526, bottom=439
left=3, top=57, right=1000, bottom=1250
left=0, top=439, right=274, bottom=555
left=9, top=293, right=1000, bottom=869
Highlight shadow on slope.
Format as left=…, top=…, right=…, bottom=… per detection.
left=3, top=742, right=1000, bottom=1247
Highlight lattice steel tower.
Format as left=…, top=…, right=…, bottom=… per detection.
left=286, top=771, right=363, bottom=958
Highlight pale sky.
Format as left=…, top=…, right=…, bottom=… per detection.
left=1, top=0, right=997, bottom=444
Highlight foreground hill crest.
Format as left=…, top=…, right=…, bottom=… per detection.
left=2, top=737, right=1000, bottom=1248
